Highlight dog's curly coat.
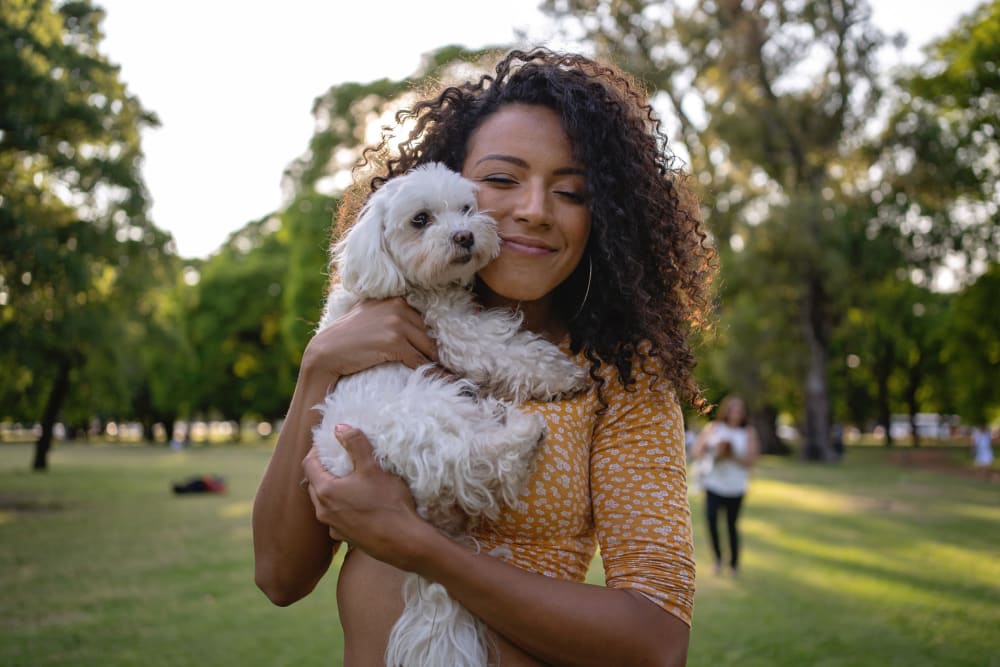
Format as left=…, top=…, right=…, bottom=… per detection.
left=312, top=163, right=587, bottom=666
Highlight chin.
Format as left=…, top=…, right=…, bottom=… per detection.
left=478, top=263, right=568, bottom=306
left=478, top=276, right=552, bottom=306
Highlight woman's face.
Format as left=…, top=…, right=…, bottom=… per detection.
left=461, top=104, right=592, bottom=317
left=725, top=399, right=746, bottom=426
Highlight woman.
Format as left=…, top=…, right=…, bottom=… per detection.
left=692, top=395, right=759, bottom=576
left=971, top=425, right=994, bottom=468
left=253, top=48, right=715, bottom=666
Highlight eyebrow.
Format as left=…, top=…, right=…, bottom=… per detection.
left=473, top=153, right=586, bottom=176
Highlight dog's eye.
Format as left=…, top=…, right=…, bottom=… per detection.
left=411, top=212, right=431, bottom=229
left=462, top=204, right=472, bottom=214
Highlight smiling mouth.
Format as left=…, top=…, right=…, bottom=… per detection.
left=501, top=238, right=556, bottom=255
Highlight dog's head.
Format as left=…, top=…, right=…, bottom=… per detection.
left=334, top=163, right=500, bottom=298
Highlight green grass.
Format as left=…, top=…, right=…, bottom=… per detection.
left=688, top=448, right=1000, bottom=667
left=1, top=442, right=997, bottom=666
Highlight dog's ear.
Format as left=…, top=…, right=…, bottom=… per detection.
left=333, top=184, right=406, bottom=298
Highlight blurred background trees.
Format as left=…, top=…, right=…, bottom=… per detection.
left=1, top=0, right=173, bottom=468
left=2, top=0, right=997, bottom=467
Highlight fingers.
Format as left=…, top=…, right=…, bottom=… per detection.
left=301, top=447, right=329, bottom=487
left=300, top=425, right=376, bottom=490
left=335, top=424, right=376, bottom=472
left=333, top=297, right=438, bottom=371
left=398, top=321, right=439, bottom=368
left=374, top=298, right=438, bottom=368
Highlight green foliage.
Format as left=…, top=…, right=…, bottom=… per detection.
left=940, top=265, right=1000, bottom=423
left=279, top=192, right=337, bottom=366
left=185, top=218, right=294, bottom=423
left=829, top=276, right=950, bottom=438
left=876, top=0, right=1000, bottom=282
left=0, top=0, right=178, bottom=464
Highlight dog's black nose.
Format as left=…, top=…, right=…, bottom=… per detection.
left=451, top=231, right=474, bottom=249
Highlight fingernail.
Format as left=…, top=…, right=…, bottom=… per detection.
left=335, top=423, right=352, bottom=435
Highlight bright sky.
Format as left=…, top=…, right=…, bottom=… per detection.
left=97, top=0, right=986, bottom=259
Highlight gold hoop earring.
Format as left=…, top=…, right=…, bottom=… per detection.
left=570, top=256, right=592, bottom=321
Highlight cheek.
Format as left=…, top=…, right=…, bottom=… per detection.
left=474, top=189, right=502, bottom=217
left=567, top=216, right=592, bottom=256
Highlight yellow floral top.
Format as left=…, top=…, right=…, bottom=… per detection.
left=470, top=347, right=696, bottom=626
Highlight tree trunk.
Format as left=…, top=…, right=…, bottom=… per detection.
left=872, top=335, right=895, bottom=448
left=142, top=418, right=155, bottom=443
left=33, top=359, right=72, bottom=471
left=801, top=277, right=834, bottom=461
left=906, top=364, right=922, bottom=448
left=164, top=416, right=176, bottom=444
left=750, top=404, right=790, bottom=455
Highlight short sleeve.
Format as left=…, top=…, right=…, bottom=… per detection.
left=590, top=370, right=696, bottom=626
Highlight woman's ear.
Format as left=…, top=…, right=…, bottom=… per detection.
left=333, top=185, right=406, bottom=298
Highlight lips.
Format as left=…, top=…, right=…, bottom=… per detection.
left=500, top=235, right=556, bottom=256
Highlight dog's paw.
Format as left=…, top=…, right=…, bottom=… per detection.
left=502, top=409, right=547, bottom=461
left=523, top=354, right=589, bottom=401
left=492, top=410, right=545, bottom=510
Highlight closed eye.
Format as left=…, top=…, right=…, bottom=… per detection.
left=556, top=190, right=587, bottom=204
left=481, top=175, right=517, bottom=186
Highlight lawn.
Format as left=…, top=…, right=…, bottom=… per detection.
left=1, top=441, right=997, bottom=666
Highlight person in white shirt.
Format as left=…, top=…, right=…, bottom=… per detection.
left=692, top=396, right=760, bottom=575
left=971, top=426, right=994, bottom=467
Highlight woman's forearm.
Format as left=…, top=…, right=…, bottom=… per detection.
left=407, top=530, right=689, bottom=667
left=252, top=366, right=339, bottom=606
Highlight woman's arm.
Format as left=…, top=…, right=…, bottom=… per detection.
left=252, top=297, right=438, bottom=606
left=303, top=428, right=689, bottom=667
left=691, top=421, right=715, bottom=459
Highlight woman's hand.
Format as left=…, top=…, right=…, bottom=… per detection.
left=302, top=425, right=436, bottom=571
left=303, top=297, right=439, bottom=380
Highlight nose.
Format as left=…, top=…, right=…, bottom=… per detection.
left=513, top=180, right=549, bottom=226
left=451, top=230, right=474, bottom=249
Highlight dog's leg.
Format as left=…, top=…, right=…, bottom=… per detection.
left=456, top=399, right=546, bottom=519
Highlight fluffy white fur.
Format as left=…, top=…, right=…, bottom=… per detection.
left=312, top=163, right=588, bottom=667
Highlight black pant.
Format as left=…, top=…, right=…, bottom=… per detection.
left=705, top=489, right=744, bottom=568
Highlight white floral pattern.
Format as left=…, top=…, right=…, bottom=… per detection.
left=471, top=348, right=696, bottom=626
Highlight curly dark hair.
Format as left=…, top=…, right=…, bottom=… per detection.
left=340, top=48, right=716, bottom=411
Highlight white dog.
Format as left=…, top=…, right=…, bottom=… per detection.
left=312, top=163, right=588, bottom=666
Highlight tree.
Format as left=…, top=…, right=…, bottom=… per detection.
left=940, top=265, right=1000, bottom=424
left=279, top=192, right=336, bottom=368
left=543, top=0, right=891, bottom=459
left=875, top=1, right=1000, bottom=287
left=0, top=0, right=171, bottom=468
left=184, top=217, right=295, bottom=428
left=832, top=276, right=948, bottom=445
